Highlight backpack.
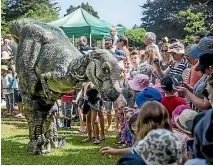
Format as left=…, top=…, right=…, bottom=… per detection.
left=8, top=76, right=13, bottom=88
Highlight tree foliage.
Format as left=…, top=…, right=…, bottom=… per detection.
left=140, top=0, right=189, bottom=39
left=124, top=28, right=146, bottom=48
left=66, top=2, right=99, bottom=18
left=178, top=9, right=206, bottom=44
left=1, top=0, right=59, bottom=36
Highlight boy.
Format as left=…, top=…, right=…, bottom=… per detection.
left=109, top=26, right=118, bottom=48
left=161, top=75, right=187, bottom=118
left=1, top=65, right=14, bottom=115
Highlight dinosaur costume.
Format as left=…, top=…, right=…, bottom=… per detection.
left=10, top=18, right=120, bottom=154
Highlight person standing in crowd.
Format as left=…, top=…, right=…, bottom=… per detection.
left=160, top=43, right=173, bottom=71
left=160, top=76, right=187, bottom=118
left=1, top=65, right=14, bottom=115
left=13, top=74, right=24, bottom=118
left=194, top=32, right=205, bottom=44
left=1, top=38, right=12, bottom=54
left=185, top=44, right=203, bottom=87
left=117, top=36, right=130, bottom=62
left=144, top=32, right=160, bottom=57
left=129, top=50, right=140, bottom=78
left=175, top=37, right=213, bottom=112
left=1, top=51, right=16, bottom=74
left=77, top=36, right=91, bottom=54
left=154, top=42, right=190, bottom=82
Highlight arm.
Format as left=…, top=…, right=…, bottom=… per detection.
left=100, top=147, right=132, bottom=156
left=186, top=90, right=211, bottom=110
left=154, top=61, right=170, bottom=77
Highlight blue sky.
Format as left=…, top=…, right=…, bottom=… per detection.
left=56, top=0, right=146, bottom=29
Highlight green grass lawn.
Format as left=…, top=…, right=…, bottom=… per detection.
left=1, top=113, right=120, bottom=165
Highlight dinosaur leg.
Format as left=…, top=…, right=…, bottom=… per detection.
left=23, top=97, right=52, bottom=155
left=44, top=113, right=66, bottom=148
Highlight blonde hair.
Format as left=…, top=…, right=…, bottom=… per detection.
left=136, top=101, right=172, bottom=140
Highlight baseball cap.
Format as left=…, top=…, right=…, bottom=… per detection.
left=188, top=37, right=213, bottom=59
left=136, top=87, right=162, bottom=108
left=195, top=53, right=213, bottom=72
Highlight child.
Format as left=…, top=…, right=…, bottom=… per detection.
left=161, top=75, right=187, bottom=118
left=109, top=26, right=118, bottom=48
left=1, top=65, right=14, bottom=115
left=129, top=50, right=140, bottom=78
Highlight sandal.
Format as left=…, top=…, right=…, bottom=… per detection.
left=99, top=136, right=107, bottom=141
left=93, top=139, right=100, bottom=144
left=82, top=137, right=91, bottom=143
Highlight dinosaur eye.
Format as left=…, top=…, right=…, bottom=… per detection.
left=106, top=70, right=109, bottom=73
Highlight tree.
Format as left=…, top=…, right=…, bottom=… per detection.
left=1, top=0, right=9, bottom=36
left=66, top=2, right=99, bottom=18
left=124, top=28, right=146, bottom=48
left=140, top=0, right=189, bottom=39
left=178, top=9, right=207, bottom=44
left=1, top=0, right=59, bottom=35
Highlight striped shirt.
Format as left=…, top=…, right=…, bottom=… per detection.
left=169, top=60, right=190, bottom=77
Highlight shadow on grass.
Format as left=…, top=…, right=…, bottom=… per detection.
left=1, top=136, right=119, bottom=165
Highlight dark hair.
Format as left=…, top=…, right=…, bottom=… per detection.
left=161, top=76, right=174, bottom=92
left=118, top=35, right=128, bottom=46
left=195, top=32, right=205, bottom=39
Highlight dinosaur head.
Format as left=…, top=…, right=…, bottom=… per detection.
left=86, top=49, right=120, bottom=101
left=10, top=18, right=38, bottom=43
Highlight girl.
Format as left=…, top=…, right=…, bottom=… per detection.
left=160, top=43, right=173, bottom=71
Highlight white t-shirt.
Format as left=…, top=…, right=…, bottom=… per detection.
left=1, top=74, right=14, bottom=94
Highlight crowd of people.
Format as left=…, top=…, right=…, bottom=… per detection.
left=1, top=27, right=213, bottom=165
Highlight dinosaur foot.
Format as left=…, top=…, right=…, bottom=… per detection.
left=27, top=139, right=51, bottom=155
left=50, top=135, right=66, bottom=149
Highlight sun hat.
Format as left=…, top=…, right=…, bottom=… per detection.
left=135, top=87, right=162, bottom=108
left=174, top=109, right=198, bottom=134
left=171, top=104, right=191, bottom=125
left=185, top=111, right=206, bottom=135
left=1, top=65, right=8, bottom=71
left=135, top=129, right=183, bottom=165
left=188, top=37, right=213, bottom=59
left=1, top=51, right=11, bottom=60
left=195, top=53, right=213, bottom=72
left=168, top=42, right=185, bottom=54
left=128, top=74, right=149, bottom=91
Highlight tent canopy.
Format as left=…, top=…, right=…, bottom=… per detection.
left=49, top=8, right=124, bottom=39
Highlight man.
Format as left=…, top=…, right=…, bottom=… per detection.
left=117, top=35, right=130, bottom=62
left=194, top=32, right=205, bottom=44
left=77, top=36, right=91, bottom=54
left=144, top=32, right=160, bottom=57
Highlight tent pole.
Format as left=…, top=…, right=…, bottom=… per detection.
left=72, top=35, right=74, bottom=46
left=90, top=33, right=92, bottom=47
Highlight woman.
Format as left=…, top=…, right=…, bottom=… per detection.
left=154, top=42, right=190, bottom=82
left=160, top=43, right=173, bottom=71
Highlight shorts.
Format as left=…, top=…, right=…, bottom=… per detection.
left=14, top=89, right=22, bottom=103
left=89, top=100, right=102, bottom=111
left=104, top=101, right=113, bottom=112
left=61, top=102, right=72, bottom=117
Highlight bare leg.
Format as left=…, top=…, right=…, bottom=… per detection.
left=98, top=110, right=105, bottom=138
left=106, top=110, right=112, bottom=130
left=86, top=110, right=92, bottom=139
left=91, top=110, right=99, bottom=140
left=78, top=107, right=86, bottom=132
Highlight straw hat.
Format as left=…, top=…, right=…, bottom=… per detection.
left=174, top=109, right=198, bottom=134
left=1, top=51, right=11, bottom=60
left=1, top=65, right=8, bottom=71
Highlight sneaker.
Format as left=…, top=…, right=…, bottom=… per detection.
left=82, top=137, right=91, bottom=143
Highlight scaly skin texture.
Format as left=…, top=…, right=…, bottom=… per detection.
left=10, top=18, right=119, bottom=155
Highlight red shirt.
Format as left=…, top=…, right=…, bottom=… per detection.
left=161, top=96, right=187, bottom=118
left=61, top=90, right=74, bottom=102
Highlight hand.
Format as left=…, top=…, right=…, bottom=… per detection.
left=153, top=59, right=160, bottom=68
left=181, top=82, right=193, bottom=91
left=99, top=146, right=117, bottom=156
left=174, top=86, right=188, bottom=96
